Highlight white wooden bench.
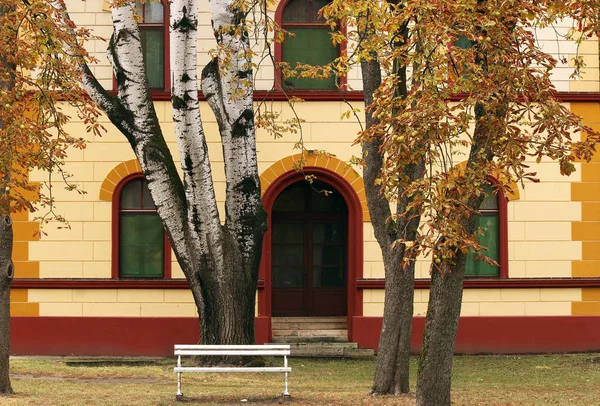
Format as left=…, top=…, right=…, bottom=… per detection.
left=173, top=344, right=292, bottom=400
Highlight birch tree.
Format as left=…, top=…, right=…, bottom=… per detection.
left=322, top=0, right=600, bottom=403
left=57, top=0, right=267, bottom=354
left=0, top=0, right=100, bottom=394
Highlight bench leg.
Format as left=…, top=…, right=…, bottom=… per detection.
left=282, top=356, right=290, bottom=398
left=176, top=372, right=184, bottom=401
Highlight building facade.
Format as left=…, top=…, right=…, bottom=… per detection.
left=9, top=0, right=600, bottom=355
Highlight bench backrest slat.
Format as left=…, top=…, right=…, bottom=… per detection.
left=175, top=345, right=290, bottom=350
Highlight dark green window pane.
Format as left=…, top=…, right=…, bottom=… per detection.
left=455, top=35, right=473, bottom=49
left=120, top=180, right=142, bottom=209
left=273, top=267, right=304, bottom=288
left=311, top=0, right=329, bottom=21
left=282, top=0, right=310, bottom=22
left=312, top=222, right=343, bottom=243
left=310, top=184, right=346, bottom=212
left=313, top=244, right=344, bottom=266
left=313, top=266, right=344, bottom=287
left=272, top=223, right=304, bottom=244
left=465, top=215, right=499, bottom=277
left=273, top=184, right=305, bottom=212
left=273, top=244, right=304, bottom=266
left=141, top=30, right=164, bottom=89
left=120, top=214, right=164, bottom=277
left=283, top=28, right=338, bottom=90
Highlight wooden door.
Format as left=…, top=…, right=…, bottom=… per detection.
left=271, top=181, right=347, bottom=317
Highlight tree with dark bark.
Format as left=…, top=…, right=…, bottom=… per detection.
left=57, top=0, right=268, bottom=356
left=322, top=0, right=600, bottom=403
left=0, top=0, right=100, bottom=394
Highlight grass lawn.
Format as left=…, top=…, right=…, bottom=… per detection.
left=2, top=353, right=600, bottom=405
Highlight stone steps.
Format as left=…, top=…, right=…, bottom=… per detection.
left=274, top=342, right=375, bottom=358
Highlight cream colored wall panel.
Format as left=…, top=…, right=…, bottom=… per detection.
left=421, top=289, right=430, bottom=303
left=28, top=289, right=73, bottom=303
left=84, top=143, right=136, bottom=163
left=40, top=261, right=83, bottom=278
left=310, top=123, right=362, bottom=142
left=370, top=261, right=384, bottom=278
left=37, top=184, right=84, bottom=202
left=279, top=102, right=344, bottom=124
left=525, top=162, right=581, bottom=182
left=525, top=222, right=571, bottom=241
left=540, top=288, right=582, bottom=302
left=95, top=11, right=113, bottom=25
left=40, top=303, right=83, bottom=317
left=117, top=289, right=164, bottom=303
left=36, top=202, right=95, bottom=222
left=164, top=290, right=194, bottom=303
left=141, top=303, right=197, bottom=317
left=523, top=182, right=571, bottom=201
left=362, top=262, right=372, bottom=278
left=513, top=241, right=581, bottom=261
left=363, top=223, right=375, bottom=242
left=525, top=261, right=571, bottom=277
left=82, top=261, right=111, bottom=278
left=363, top=241, right=383, bottom=262
left=93, top=241, right=111, bottom=261
left=513, top=202, right=581, bottom=221
left=371, top=290, right=384, bottom=303
left=64, top=0, right=86, bottom=13
left=413, top=303, right=427, bottom=316
left=30, top=241, right=93, bottom=261
left=463, top=289, right=501, bottom=302
left=525, top=302, right=571, bottom=316
left=362, top=289, right=372, bottom=303
left=83, top=302, right=141, bottom=317
left=171, top=261, right=185, bottom=279
left=479, top=302, right=526, bottom=316
left=73, top=289, right=117, bottom=303
left=37, top=223, right=83, bottom=241
left=70, top=12, right=96, bottom=26
left=83, top=222, right=111, bottom=241
left=460, top=303, right=480, bottom=316
left=508, top=222, right=526, bottom=241
left=508, top=261, right=526, bottom=278
left=93, top=202, right=111, bottom=222
left=500, top=288, right=540, bottom=302
left=363, top=302, right=384, bottom=316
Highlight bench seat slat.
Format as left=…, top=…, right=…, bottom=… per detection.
left=174, top=367, right=292, bottom=373
left=175, top=345, right=290, bottom=350
left=175, top=350, right=290, bottom=356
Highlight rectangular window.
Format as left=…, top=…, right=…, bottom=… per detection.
left=119, top=213, right=164, bottom=278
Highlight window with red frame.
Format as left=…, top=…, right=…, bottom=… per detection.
left=465, top=183, right=505, bottom=277
left=115, top=176, right=170, bottom=278
left=134, top=0, right=169, bottom=91
left=280, top=0, right=339, bottom=90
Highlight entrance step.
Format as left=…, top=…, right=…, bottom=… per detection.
left=271, top=342, right=374, bottom=358
left=272, top=317, right=349, bottom=344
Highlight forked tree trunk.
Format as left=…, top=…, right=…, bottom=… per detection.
left=0, top=216, right=13, bottom=395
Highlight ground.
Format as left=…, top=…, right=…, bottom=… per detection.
left=2, top=354, right=599, bottom=405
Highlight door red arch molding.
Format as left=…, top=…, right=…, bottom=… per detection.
left=258, top=167, right=364, bottom=342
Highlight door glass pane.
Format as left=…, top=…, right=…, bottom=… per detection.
left=313, top=266, right=344, bottom=287
left=283, top=28, right=338, bottom=90
left=120, top=214, right=164, bottom=277
left=273, top=244, right=304, bottom=265
left=312, top=222, right=343, bottom=243
left=144, top=1, right=164, bottom=23
left=311, top=183, right=346, bottom=212
left=120, top=180, right=142, bottom=209
left=141, top=30, right=164, bottom=89
left=272, top=223, right=304, bottom=244
left=465, top=215, right=499, bottom=277
left=273, top=267, right=304, bottom=288
left=313, top=244, right=344, bottom=266
left=273, top=184, right=305, bottom=212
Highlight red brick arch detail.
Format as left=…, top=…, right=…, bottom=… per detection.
left=258, top=164, right=364, bottom=342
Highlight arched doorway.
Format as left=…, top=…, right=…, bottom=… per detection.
left=271, top=180, right=348, bottom=317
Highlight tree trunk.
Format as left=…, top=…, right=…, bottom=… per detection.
left=0, top=216, right=13, bottom=395
left=415, top=254, right=466, bottom=406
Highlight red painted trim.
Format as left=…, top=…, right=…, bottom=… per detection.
left=487, top=175, right=509, bottom=278
left=352, top=316, right=600, bottom=354
left=260, top=167, right=363, bottom=342
left=111, top=173, right=172, bottom=280
left=354, top=277, right=600, bottom=289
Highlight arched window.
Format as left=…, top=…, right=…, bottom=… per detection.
left=465, top=182, right=508, bottom=278
left=134, top=0, right=169, bottom=91
left=112, top=175, right=171, bottom=278
left=277, top=0, right=339, bottom=90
